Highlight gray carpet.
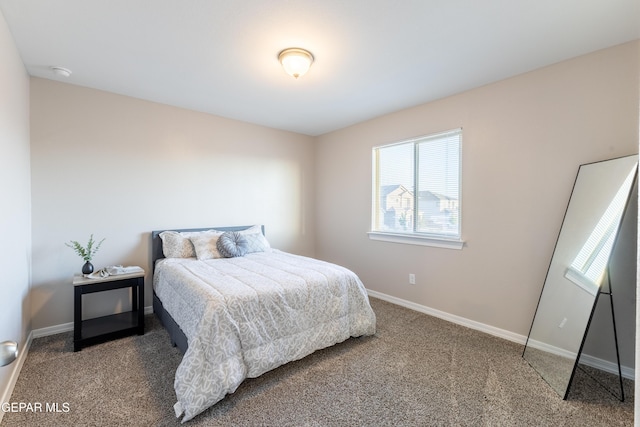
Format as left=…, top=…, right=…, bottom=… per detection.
left=3, top=298, right=633, bottom=426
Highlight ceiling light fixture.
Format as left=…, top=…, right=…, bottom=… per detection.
left=51, top=66, right=72, bottom=78
left=278, top=48, right=314, bottom=79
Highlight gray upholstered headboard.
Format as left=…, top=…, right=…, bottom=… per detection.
left=151, top=225, right=265, bottom=270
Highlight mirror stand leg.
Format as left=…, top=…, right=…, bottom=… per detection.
left=606, top=273, right=625, bottom=402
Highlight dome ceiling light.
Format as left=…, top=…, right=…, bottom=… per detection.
left=278, top=48, right=314, bottom=79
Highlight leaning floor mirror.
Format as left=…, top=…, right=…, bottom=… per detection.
left=523, top=154, right=638, bottom=399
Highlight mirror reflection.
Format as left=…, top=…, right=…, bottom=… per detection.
left=523, top=155, right=638, bottom=398
left=564, top=165, right=637, bottom=296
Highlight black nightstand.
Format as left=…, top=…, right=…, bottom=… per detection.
left=73, top=271, right=145, bottom=351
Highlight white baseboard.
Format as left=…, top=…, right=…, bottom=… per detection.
left=580, top=353, right=635, bottom=380
left=32, top=322, right=73, bottom=339
left=367, top=289, right=528, bottom=344
left=366, top=289, right=635, bottom=380
left=0, top=330, right=33, bottom=425
left=524, top=337, right=635, bottom=380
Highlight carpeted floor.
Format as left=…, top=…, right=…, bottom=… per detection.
left=3, top=298, right=634, bottom=426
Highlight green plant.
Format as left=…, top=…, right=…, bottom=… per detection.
left=65, top=234, right=105, bottom=262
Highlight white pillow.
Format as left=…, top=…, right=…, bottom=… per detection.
left=237, top=225, right=271, bottom=254
left=189, top=230, right=225, bottom=260
left=159, top=231, right=198, bottom=258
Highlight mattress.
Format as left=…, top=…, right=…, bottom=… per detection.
left=153, top=249, right=376, bottom=422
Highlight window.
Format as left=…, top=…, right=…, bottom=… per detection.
left=370, top=128, right=462, bottom=249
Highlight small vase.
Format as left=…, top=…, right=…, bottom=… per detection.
left=82, top=261, right=94, bottom=275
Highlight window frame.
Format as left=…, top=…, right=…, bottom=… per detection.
left=369, top=128, right=464, bottom=250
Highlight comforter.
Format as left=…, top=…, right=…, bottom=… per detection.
left=153, top=250, right=376, bottom=422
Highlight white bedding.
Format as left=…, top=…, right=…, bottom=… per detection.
left=153, top=250, right=376, bottom=422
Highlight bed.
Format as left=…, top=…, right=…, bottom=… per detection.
left=151, top=225, right=376, bottom=422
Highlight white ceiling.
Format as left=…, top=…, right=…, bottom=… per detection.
left=1, top=1, right=638, bottom=136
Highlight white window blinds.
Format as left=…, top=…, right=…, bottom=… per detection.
left=372, top=129, right=462, bottom=241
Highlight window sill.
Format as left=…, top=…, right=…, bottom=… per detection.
left=367, top=231, right=465, bottom=250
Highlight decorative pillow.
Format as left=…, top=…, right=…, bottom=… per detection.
left=159, top=231, right=198, bottom=258
left=189, top=230, right=225, bottom=260
left=217, top=232, right=249, bottom=258
left=237, top=225, right=271, bottom=254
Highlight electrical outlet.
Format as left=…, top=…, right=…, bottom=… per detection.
left=409, top=274, right=416, bottom=285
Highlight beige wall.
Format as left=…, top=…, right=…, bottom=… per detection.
left=0, top=9, right=31, bottom=404
left=315, top=42, right=639, bottom=343
left=29, top=79, right=315, bottom=329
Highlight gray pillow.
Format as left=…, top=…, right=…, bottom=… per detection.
left=217, top=231, right=249, bottom=258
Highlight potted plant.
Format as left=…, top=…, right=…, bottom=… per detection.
left=66, top=234, right=105, bottom=274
